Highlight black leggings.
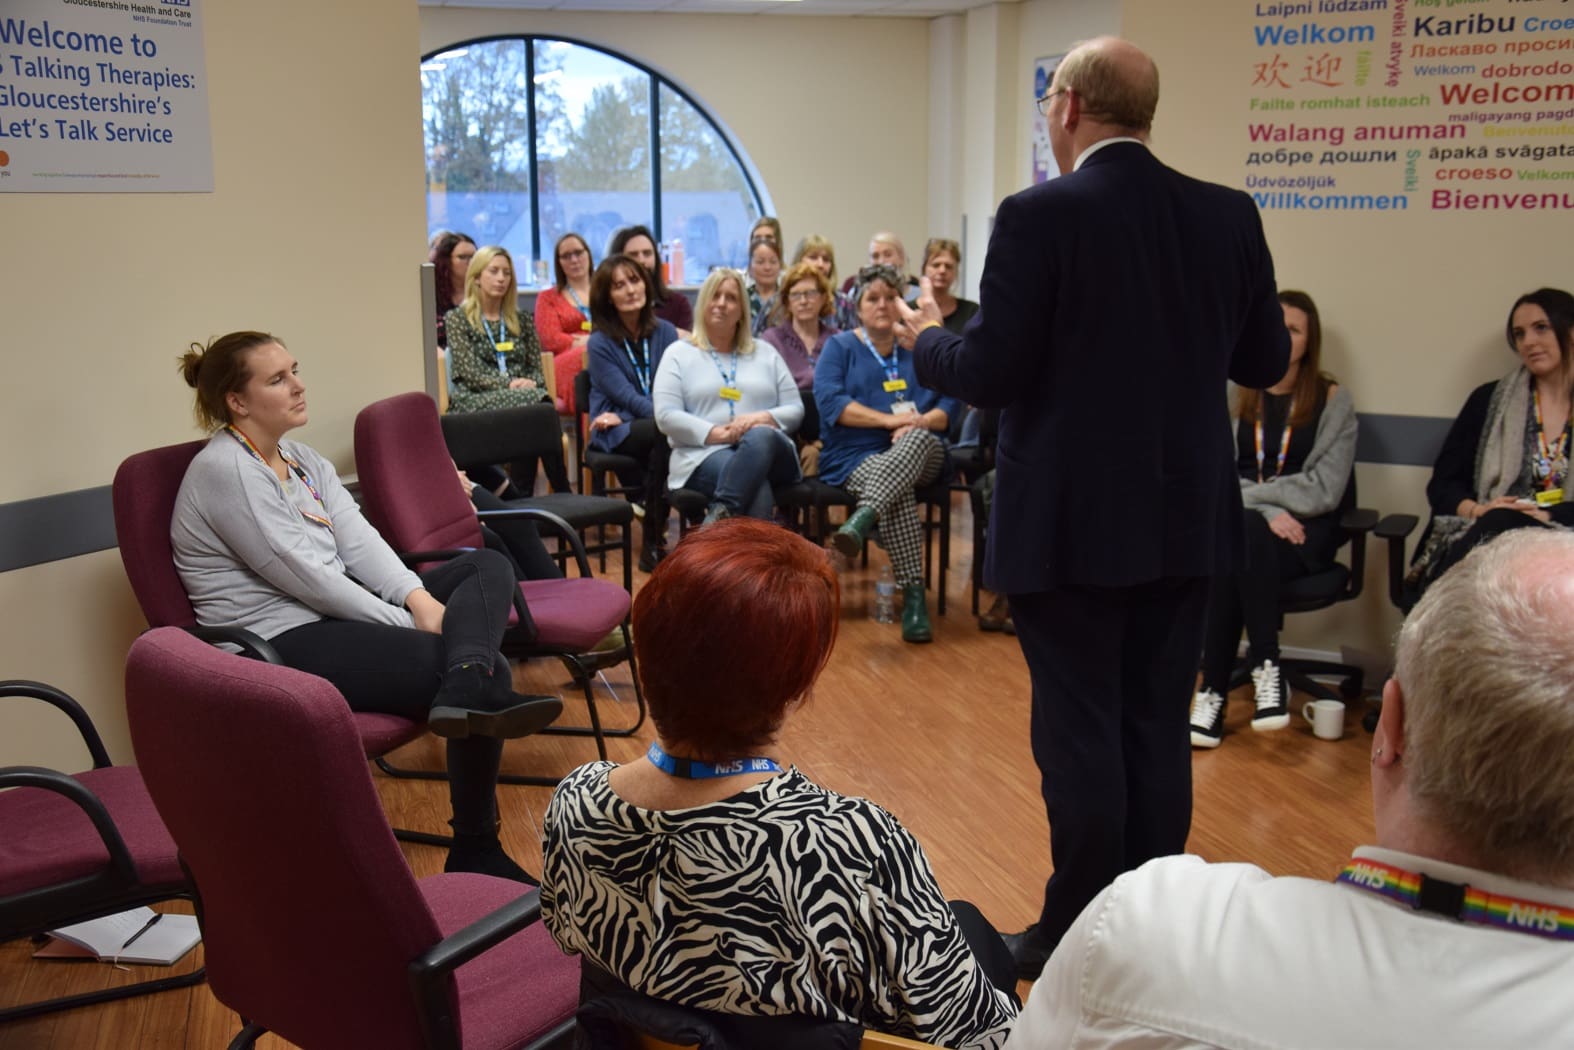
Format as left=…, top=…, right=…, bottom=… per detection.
left=269, top=548, right=519, bottom=835
left=611, top=418, right=671, bottom=526
left=472, top=486, right=563, bottom=581
left=1200, top=509, right=1334, bottom=694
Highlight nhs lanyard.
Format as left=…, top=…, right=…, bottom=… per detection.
left=711, top=350, right=739, bottom=418
left=483, top=317, right=513, bottom=377
left=856, top=329, right=908, bottom=402
left=646, top=740, right=781, bottom=780
left=225, top=426, right=332, bottom=532
left=624, top=337, right=651, bottom=394
left=1337, top=856, right=1574, bottom=942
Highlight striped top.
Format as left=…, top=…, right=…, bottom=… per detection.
left=541, top=762, right=1017, bottom=1049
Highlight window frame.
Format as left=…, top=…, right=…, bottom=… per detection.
left=421, top=33, right=771, bottom=273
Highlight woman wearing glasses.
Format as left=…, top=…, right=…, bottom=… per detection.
left=534, top=232, right=596, bottom=408
left=760, top=262, right=839, bottom=392
left=817, top=265, right=958, bottom=644
left=653, top=269, right=802, bottom=524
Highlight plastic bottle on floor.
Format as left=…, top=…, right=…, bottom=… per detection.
left=873, top=565, right=896, bottom=624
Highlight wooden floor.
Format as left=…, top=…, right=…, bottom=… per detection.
left=0, top=500, right=1379, bottom=1048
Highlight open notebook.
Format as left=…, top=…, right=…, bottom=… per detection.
left=35, top=907, right=201, bottom=966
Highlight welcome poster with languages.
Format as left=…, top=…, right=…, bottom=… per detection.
left=1240, top=0, right=1574, bottom=215
left=0, top=0, right=211, bottom=192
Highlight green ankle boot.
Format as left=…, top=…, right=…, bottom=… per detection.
left=901, top=583, right=932, bottom=643
left=829, top=506, right=878, bottom=560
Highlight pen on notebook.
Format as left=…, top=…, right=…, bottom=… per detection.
left=118, top=913, right=163, bottom=953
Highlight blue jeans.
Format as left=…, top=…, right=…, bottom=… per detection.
left=685, top=427, right=800, bottom=518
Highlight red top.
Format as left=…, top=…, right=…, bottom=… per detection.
left=533, top=286, right=590, bottom=410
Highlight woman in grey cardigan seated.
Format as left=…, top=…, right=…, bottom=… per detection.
left=652, top=268, right=802, bottom=525
left=172, top=331, right=560, bottom=881
left=1189, top=291, right=1358, bottom=748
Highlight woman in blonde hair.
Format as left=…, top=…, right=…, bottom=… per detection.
left=444, top=246, right=569, bottom=492
left=653, top=269, right=802, bottom=524
left=171, top=331, right=560, bottom=881
left=444, top=246, right=551, bottom=413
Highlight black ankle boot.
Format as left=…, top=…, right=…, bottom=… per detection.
left=444, top=831, right=539, bottom=885
left=428, top=663, right=563, bottom=740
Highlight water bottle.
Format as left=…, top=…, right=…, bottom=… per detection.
left=873, top=565, right=896, bottom=624
left=670, top=238, right=685, bottom=285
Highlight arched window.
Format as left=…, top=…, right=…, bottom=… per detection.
left=421, top=36, right=769, bottom=287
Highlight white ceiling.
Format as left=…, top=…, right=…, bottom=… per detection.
left=417, top=0, right=1011, bottom=16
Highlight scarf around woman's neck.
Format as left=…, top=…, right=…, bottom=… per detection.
left=1473, top=364, right=1534, bottom=502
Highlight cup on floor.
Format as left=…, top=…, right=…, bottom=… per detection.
left=1302, top=699, right=1346, bottom=741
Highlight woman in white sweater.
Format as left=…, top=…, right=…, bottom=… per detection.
left=172, top=330, right=560, bottom=881
left=652, top=269, right=803, bottom=524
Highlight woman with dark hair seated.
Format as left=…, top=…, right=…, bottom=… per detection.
left=652, top=268, right=802, bottom=524
left=817, top=264, right=959, bottom=644
left=1188, top=290, right=1357, bottom=748
left=586, top=254, right=682, bottom=572
left=541, top=519, right=1019, bottom=1050
left=429, top=231, right=475, bottom=349
left=609, top=224, right=692, bottom=332
left=173, top=331, right=560, bottom=882
left=1407, top=287, right=1574, bottom=596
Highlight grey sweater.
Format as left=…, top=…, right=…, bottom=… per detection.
left=653, top=339, right=803, bottom=488
left=172, top=432, right=423, bottom=640
left=1236, top=383, right=1358, bottom=520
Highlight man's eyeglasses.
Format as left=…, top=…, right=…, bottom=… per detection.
left=1036, top=86, right=1071, bottom=117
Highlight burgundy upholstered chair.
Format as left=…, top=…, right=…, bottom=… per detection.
left=0, top=680, right=204, bottom=1022
left=354, top=393, right=645, bottom=764
left=124, top=628, right=578, bottom=1050
left=110, top=441, right=446, bottom=846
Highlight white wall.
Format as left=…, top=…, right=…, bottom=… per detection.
left=2, top=0, right=427, bottom=770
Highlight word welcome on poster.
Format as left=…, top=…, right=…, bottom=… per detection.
left=0, top=0, right=211, bottom=192
left=1240, top=0, right=1574, bottom=215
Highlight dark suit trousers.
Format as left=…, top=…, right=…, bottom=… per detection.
left=1011, top=575, right=1209, bottom=950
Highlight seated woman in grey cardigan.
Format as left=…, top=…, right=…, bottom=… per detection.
left=172, top=331, right=560, bottom=882
left=652, top=269, right=802, bottom=525
left=1188, top=291, right=1358, bottom=749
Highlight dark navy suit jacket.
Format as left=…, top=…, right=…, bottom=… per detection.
left=914, top=142, right=1289, bottom=591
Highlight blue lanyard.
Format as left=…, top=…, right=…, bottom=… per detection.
left=711, top=350, right=738, bottom=418
left=568, top=287, right=591, bottom=320
left=624, top=337, right=651, bottom=393
left=483, top=317, right=511, bottom=376
left=646, top=740, right=781, bottom=780
left=856, top=328, right=903, bottom=383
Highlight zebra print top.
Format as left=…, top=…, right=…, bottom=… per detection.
left=541, top=762, right=1017, bottom=1050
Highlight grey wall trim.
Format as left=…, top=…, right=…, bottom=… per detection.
left=1354, top=412, right=1451, bottom=468
left=0, top=412, right=1448, bottom=574
left=0, top=486, right=117, bottom=572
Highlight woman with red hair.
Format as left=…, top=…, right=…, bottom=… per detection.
left=540, top=519, right=1018, bottom=1049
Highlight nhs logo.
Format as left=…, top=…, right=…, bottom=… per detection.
left=161, top=0, right=192, bottom=7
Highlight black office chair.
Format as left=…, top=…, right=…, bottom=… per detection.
left=442, top=402, right=637, bottom=591
left=574, top=369, right=644, bottom=508
left=1225, top=474, right=1379, bottom=705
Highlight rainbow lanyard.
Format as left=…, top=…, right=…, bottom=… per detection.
left=1254, top=400, right=1294, bottom=483
left=225, top=426, right=333, bottom=532
left=1337, top=856, right=1574, bottom=942
left=645, top=741, right=781, bottom=780
left=1533, top=386, right=1569, bottom=490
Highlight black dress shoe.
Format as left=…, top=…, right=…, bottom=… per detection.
left=1000, top=926, right=1053, bottom=980
left=637, top=544, right=666, bottom=574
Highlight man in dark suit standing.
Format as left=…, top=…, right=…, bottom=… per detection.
left=897, top=37, right=1289, bottom=977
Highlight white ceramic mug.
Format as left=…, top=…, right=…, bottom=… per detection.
left=1302, top=699, right=1346, bottom=741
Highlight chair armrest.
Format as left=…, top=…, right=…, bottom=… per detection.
left=1375, top=513, right=1420, bottom=541
left=475, top=507, right=594, bottom=579
left=1377, top=514, right=1421, bottom=611
left=1340, top=508, right=1379, bottom=533
left=0, top=766, right=139, bottom=887
left=184, top=625, right=283, bottom=665
left=0, top=681, right=111, bottom=769
left=408, top=888, right=544, bottom=1050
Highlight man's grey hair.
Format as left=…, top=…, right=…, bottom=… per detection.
left=1393, top=527, right=1574, bottom=881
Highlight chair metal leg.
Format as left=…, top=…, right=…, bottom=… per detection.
left=228, top=1020, right=269, bottom=1050
left=0, top=966, right=207, bottom=1023
left=374, top=755, right=559, bottom=790
left=537, top=625, right=647, bottom=747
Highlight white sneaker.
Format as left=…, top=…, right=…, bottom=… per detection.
left=1189, top=689, right=1225, bottom=748
left=1250, top=659, right=1290, bottom=730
